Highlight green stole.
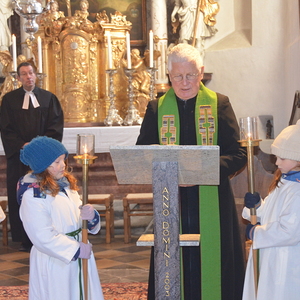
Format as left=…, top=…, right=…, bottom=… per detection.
left=158, top=83, right=221, bottom=300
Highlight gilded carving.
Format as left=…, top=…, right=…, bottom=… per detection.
left=20, top=0, right=154, bottom=124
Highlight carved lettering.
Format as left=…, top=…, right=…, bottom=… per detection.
left=161, top=188, right=172, bottom=296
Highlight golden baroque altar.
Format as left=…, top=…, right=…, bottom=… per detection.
left=35, top=5, right=151, bottom=124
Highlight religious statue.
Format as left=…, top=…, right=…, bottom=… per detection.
left=0, top=52, right=35, bottom=102
left=74, top=0, right=94, bottom=33
left=171, top=0, right=219, bottom=58
left=120, top=48, right=151, bottom=116
left=41, top=0, right=65, bottom=39
left=0, top=0, right=13, bottom=51
left=266, top=119, right=273, bottom=139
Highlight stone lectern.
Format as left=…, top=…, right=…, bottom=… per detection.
left=110, top=145, right=219, bottom=300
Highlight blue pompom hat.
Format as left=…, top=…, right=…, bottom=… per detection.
left=20, top=136, right=68, bottom=174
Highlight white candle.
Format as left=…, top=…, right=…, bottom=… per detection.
left=106, top=32, right=113, bottom=69
left=12, top=35, right=17, bottom=72
left=126, top=32, right=131, bottom=69
left=149, top=30, right=154, bottom=68
left=37, top=36, right=43, bottom=73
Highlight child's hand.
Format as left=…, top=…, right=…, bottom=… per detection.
left=78, top=242, right=92, bottom=259
left=244, top=192, right=261, bottom=209
left=246, top=222, right=260, bottom=240
left=80, top=204, right=95, bottom=221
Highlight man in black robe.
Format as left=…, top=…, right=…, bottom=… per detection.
left=136, top=44, right=246, bottom=300
left=0, top=62, right=64, bottom=251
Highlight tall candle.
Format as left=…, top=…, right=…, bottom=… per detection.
left=149, top=30, right=154, bottom=68
left=37, top=36, right=43, bottom=73
left=12, top=35, right=17, bottom=72
left=126, top=32, right=131, bottom=69
left=106, top=32, right=113, bottom=69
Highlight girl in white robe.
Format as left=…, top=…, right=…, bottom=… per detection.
left=18, top=136, right=104, bottom=300
left=242, top=119, right=300, bottom=300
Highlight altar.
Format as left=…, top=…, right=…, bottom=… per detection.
left=0, top=125, right=148, bottom=197
left=62, top=125, right=141, bottom=154
left=0, top=125, right=141, bottom=155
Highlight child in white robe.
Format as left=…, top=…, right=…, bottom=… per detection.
left=242, top=119, right=300, bottom=300
left=18, top=136, right=104, bottom=300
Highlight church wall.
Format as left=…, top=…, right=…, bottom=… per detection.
left=204, top=0, right=300, bottom=137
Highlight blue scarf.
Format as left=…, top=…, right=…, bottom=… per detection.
left=282, top=171, right=300, bottom=183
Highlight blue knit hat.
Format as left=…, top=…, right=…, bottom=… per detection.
left=20, top=136, right=68, bottom=174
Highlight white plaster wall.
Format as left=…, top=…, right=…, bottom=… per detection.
left=204, top=0, right=300, bottom=137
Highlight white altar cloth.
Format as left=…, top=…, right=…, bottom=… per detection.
left=0, top=126, right=141, bottom=155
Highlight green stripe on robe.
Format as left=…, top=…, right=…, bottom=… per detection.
left=158, top=83, right=221, bottom=300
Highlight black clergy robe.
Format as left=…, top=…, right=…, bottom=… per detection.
left=0, top=86, right=64, bottom=245
left=136, top=93, right=247, bottom=300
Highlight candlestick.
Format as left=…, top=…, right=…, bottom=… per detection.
left=106, top=32, right=113, bottom=69
left=12, top=35, right=17, bottom=72
left=104, top=69, right=123, bottom=126
left=123, top=68, right=142, bottom=126
left=37, top=36, right=43, bottom=73
left=74, top=134, right=97, bottom=300
left=149, top=30, right=154, bottom=68
left=126, top=32, right=131, bottom=69
left=238, top=116, right=261, bottom=295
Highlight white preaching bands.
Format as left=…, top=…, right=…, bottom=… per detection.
left=22, top=91, right=40, bottom=109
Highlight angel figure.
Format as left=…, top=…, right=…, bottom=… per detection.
left=120, top=48, right=152, bottom=116
left=40, top=0, right=65, bottom=38
left=0, top=52, right=34, bottom=102
left=74, top=0, right=94, bottom=33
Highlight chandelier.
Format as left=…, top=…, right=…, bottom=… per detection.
left=12, top=0, right=51, bottom=41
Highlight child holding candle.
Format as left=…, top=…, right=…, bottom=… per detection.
left=242, top=119, right=300, bottom=300
left=18, top=136, right=104, bottom=300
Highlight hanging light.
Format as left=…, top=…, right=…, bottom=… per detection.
left=12, top=0, right=51, bottom=41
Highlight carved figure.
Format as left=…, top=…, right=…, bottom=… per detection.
left=41, top=0, right=65, bottom=38
left=171, top=0, right=219, bottom=57
left=0, top=0, right=13, bottom=51
left=96, top=10, right=109, bottom=23
left=74, top=0, right=94, bottom=33
left=74, top=0, right=89, bottom=20
left=266, top=119, right=273, bottom=139
left=130, top=49, right=150, bottom=95
left=0, top=52, right=34, bottom=102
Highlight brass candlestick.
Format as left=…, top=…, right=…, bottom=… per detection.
left=123, top=68, right=142, bottom=126
left=74, top=134, right=97, bottom=300
left=239, top=116, right=261, bottom=294
left=104, top=69, right=123, bottom=126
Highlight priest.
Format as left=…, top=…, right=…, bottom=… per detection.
left=136, top=43, right=246, bottom=300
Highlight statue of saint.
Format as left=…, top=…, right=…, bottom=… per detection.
left=0, top=0, right=13, bottom=51
left=171, top=0, right=219, bottom=57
